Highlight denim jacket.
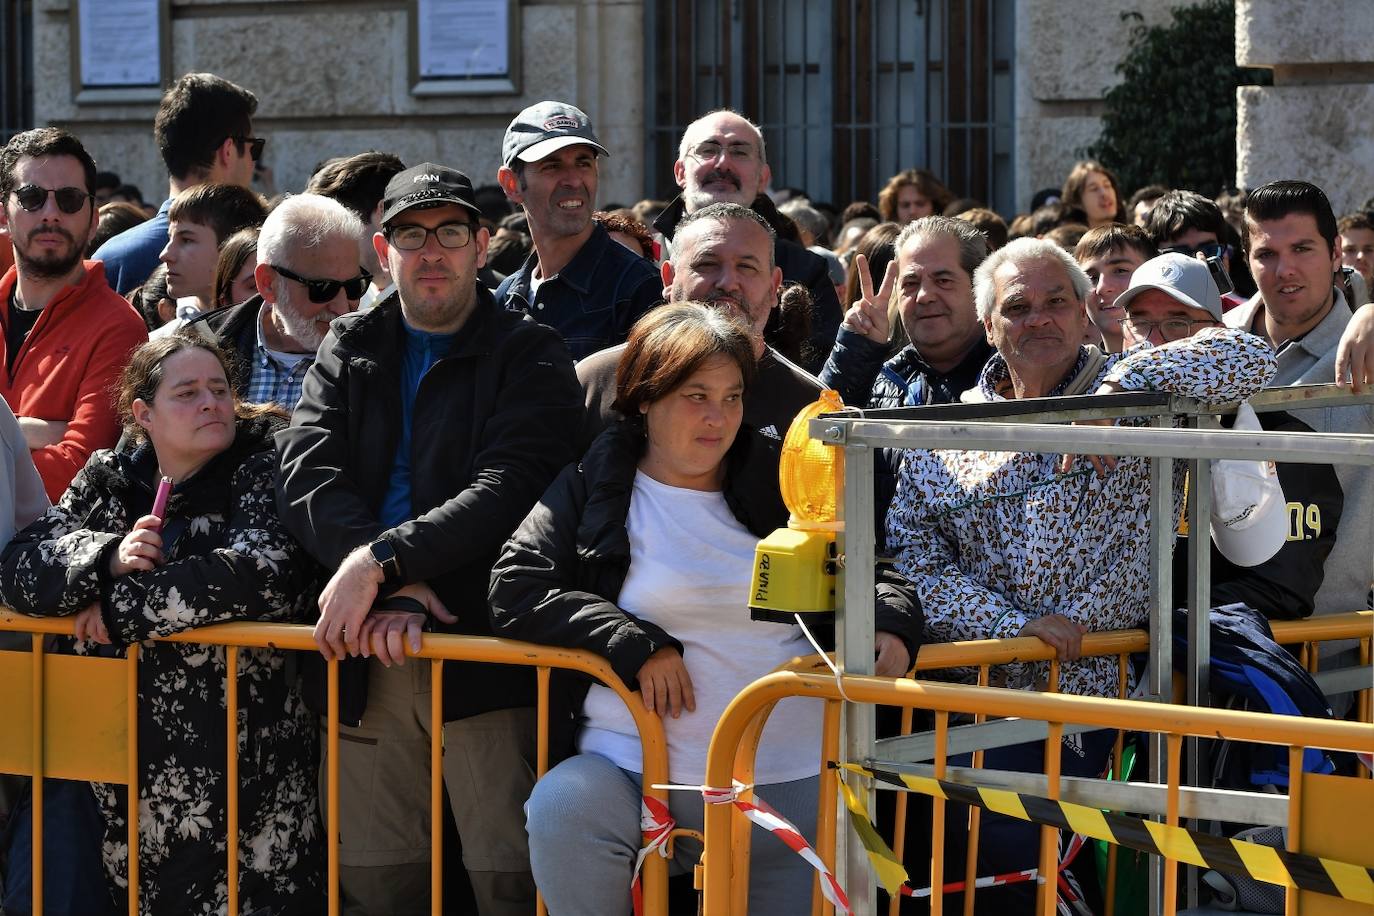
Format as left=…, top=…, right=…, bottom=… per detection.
left=494, top=222, right=662, bottom=361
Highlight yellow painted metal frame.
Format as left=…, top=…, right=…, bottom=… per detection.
left=0, top=612, right=670, bottom=916
left=703, top=611, right=1374, bottom=916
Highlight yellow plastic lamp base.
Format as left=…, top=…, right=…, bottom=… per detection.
left=748, top=525, right=837, bottom=623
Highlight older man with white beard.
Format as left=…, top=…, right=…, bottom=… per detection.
left=185, top=192, right=368, bottom=409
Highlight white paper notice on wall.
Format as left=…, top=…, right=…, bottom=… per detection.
left=417, top=0, right=510, bottom=79
left=78, top=0, right=161, bottom=87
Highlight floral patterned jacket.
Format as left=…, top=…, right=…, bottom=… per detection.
left=886, top=328, right=1277, bottom=698
left=0, top=415, right=323, bottom=915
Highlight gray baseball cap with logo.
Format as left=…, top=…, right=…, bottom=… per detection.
left=1113, top=252, right=1223, bottom=321
left=501, top=101, right=609, bottom=168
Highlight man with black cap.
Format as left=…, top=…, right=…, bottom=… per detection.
left=494, top=100, right=660, bottom=360
left=276, top=161, right=583, bottom=915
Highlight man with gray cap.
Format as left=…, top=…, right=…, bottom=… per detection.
left=1116, top=253, right=1345, bottom=621
left=494, top=100, right=660, bottom=360
left=277, top=162, right=583, bottom=914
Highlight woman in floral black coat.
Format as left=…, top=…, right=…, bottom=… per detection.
left=0, top=334, right=322, bottom=915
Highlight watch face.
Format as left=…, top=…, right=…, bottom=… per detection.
left=371, top=540, right=397, bottom=570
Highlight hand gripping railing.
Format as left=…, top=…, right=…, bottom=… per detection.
left=0, top=612, right=672, bottom=916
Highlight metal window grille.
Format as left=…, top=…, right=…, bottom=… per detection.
left=645, top=0, right=1015, bottom=215
left=0, top=0, right=34, bottom=144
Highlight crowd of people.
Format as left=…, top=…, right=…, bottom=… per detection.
left=0, top=68, right=1370, bottom=916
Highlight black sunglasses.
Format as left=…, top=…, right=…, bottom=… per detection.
left=232, top=136, right=267, bottom=163
left=1164, top=240, right=1229, bottom=260
left=12, top=185, right=93, bottom=214
left=272, top=264, right=371, bottom=303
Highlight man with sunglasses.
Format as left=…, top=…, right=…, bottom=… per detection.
left=277, top=163, right=582, bottom=915
left=1144, top=189, right=1247, bottom=310
left=93, top=72, right=261, bottom=295
left=185, top=193, right=364, bottom=409
left=0, top=127, right=148, bottom=501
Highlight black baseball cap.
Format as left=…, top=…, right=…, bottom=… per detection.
left=381, top=163, right=482, bottom=226
left=501, top=101, right=609, bottom=168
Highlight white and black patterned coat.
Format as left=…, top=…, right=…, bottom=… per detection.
left=887, top=328, right=1277, bottom=698
left=0, top=416, right=323, bottom=915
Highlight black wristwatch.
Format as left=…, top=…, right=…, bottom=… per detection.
left=368, top=538, right=402, bottom=588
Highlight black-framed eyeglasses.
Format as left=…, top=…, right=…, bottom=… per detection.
left=232, top=136, right=266, bottom=162
left=11, top=185, right=92, bottom=214
left=384, top=222, right=474, bottom=251
left=1119, top=317, right=1219, bottom=342
left=272, top=264, right=371, bottom=303
left=1163, top=240, right=1229, bottom=260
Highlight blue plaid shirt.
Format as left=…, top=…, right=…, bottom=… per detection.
left=245, top=304, right=315, bottom=409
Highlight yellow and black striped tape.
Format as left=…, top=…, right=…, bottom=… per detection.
left=838, top=762, right=1374, bottom=905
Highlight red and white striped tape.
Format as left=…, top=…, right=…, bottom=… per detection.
left=631, top=781, right=853, bottom=915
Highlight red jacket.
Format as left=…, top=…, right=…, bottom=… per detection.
left=0, top=261, right=148, bottom=500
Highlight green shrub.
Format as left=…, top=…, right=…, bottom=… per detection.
left=1084, top=0, right=1271, bottom=198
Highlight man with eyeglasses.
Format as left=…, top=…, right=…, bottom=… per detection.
left=276, top=163, right=581, bottom=915
left=654, top=109, right=842, bottom=372
left=0, top=127, right=148, bottom=500
left=94, top=72, right=262, bottom=295
left=1114, top=253, right=1345, bottom=625
left=494, top=101, right=660, bottom=360
left=885, top=239, right=1274, bottom=911
left=184, top=193, right=364, bottom=410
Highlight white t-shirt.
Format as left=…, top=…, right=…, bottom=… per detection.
left=578, top=471, right=823, bottom=785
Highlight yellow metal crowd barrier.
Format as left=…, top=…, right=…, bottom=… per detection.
left=706, top=611, right=1374, bottom=916
left=0, top=611, right=673, bottom=916
left=2, top=608, right=1369, bottom=915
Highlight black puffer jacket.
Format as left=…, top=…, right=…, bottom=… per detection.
left=488, top=419, right=922, bottom=759
left=0, top=415, right=322, bottom=915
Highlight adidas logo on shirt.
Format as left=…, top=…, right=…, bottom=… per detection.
left=759, top=424, right=781, bottom=440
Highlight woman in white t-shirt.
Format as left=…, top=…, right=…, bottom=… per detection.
left=490, top=303, right=920, bottom=915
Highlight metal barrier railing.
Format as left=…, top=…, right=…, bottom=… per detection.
left=813, top=384, right=1374, bottom=914
left=0, top=612, right=672, bottom=916
left=702, top=666, right=1374, bottom=916
left=768, top=610, right=1372, bottom=916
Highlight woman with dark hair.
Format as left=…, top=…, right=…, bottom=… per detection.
left=488, top=303, right=919, bottom=915
left=1061, top=159, right=1127, bottom=227
left=129, top=263, right=176, bottom=332
left=213, top=226, right=260, bottom=309
left=0, top=334, right=323, bottom=915
left=877, top=168, right=954, bottom=224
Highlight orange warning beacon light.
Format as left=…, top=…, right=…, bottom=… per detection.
left=749, top=390, right=845, bottom=623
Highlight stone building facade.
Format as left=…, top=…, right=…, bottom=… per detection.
left=13, top=0, right=1374, bottom=217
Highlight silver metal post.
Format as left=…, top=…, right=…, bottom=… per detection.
left=1147, top=415, right=1173, bottom=916
left=837, top=440, right=876, bottom=915
left=1185, top=417, right=1214, bottom=908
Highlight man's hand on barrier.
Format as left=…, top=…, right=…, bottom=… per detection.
left=315, top=547, right=383, bottom=660
left=840, top=253, right=896, bottom=344
left=109, top=515, right=164, bottom=577
left=1058, top=381, right=1121, bottom=477
left=72, top=603, right=110, bottom=645
left=1019, top=614, right=1087, bottom=661
left=358, top=611, right=425, bottom=667
left=874, top=631, right=911, bottom=676
left=637, top=647, right=696, bottom=719
left=1336, top=302, right=1374, bottom=394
